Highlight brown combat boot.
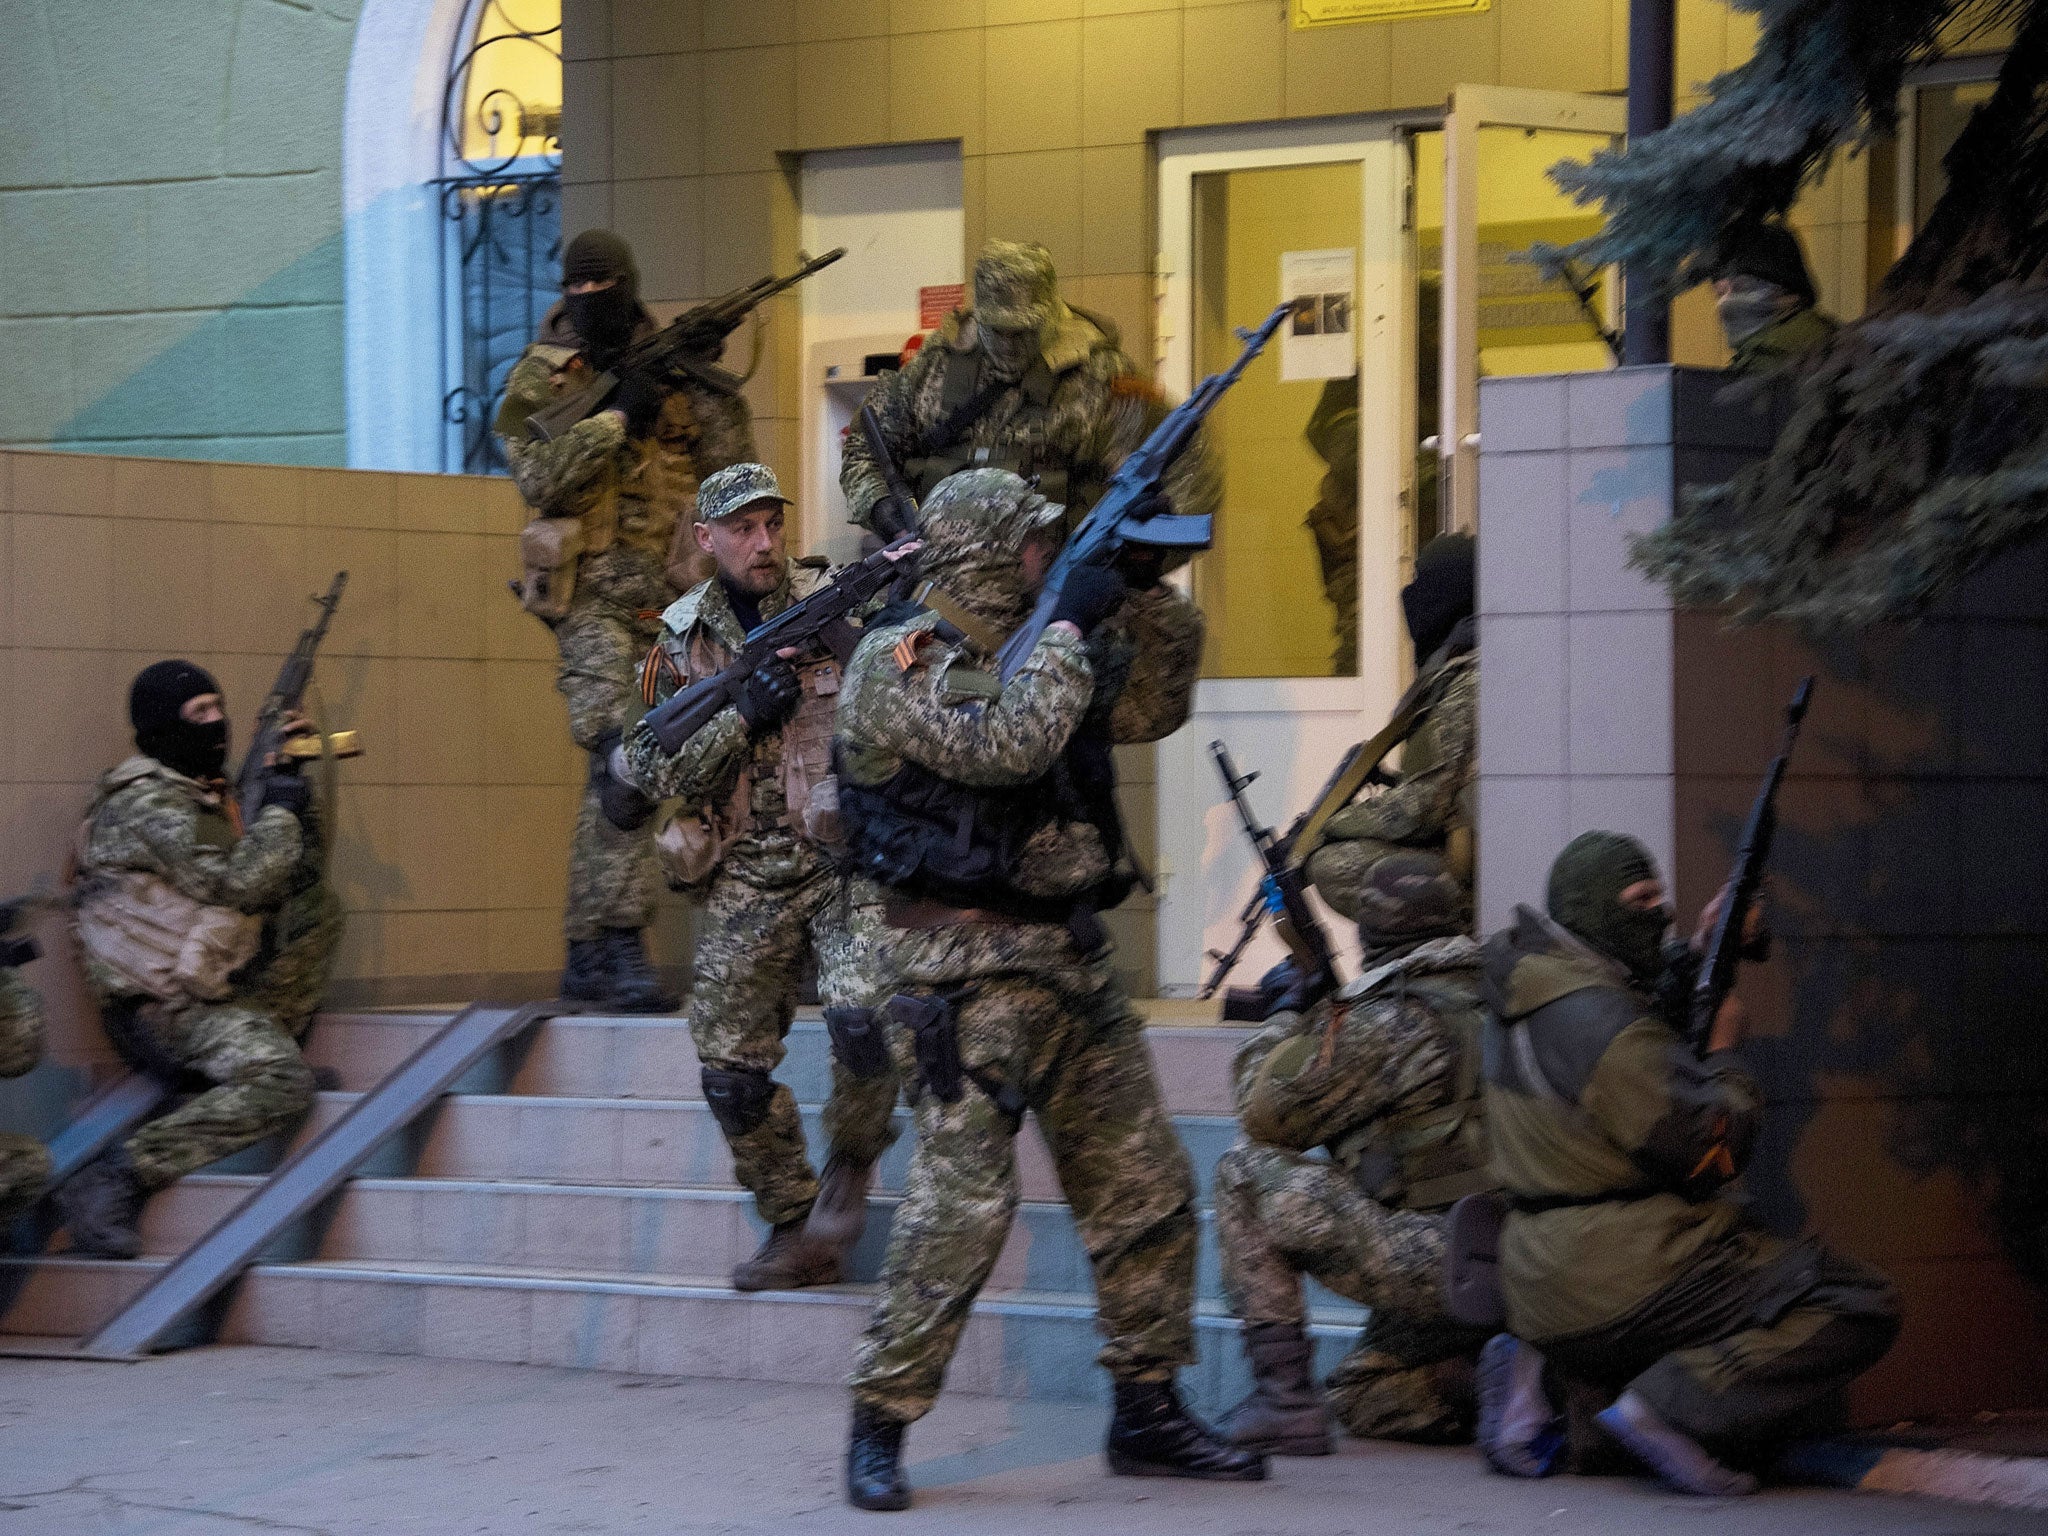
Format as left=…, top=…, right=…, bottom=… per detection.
left=804, top=1154, right=875, bottom=1250
left=732, top=1217, right=841, bottom=1292
left=1216, top=1321, right=1333, bottom=1455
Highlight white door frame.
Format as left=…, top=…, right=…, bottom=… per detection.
left=1440, top=86, right=1629, bottom=531
left=1152, top=118, right=1411, bottom=995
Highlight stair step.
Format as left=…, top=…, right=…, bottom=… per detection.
left=305, top=1012, right=1247, bottom=1115
left=136, top=1174, right=1354, bottom=1313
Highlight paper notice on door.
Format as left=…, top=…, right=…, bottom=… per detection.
left=1278, top=248, right=1356, bottom=382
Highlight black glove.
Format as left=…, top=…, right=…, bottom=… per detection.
left=869, top=493, right=918, bottom=540
left=736, top=655, right=802, bottom=733
left=592, top=730, right=655, bottom=831
left=613, top=372, right=665, bottom=439
left=1048, top=565, right=1128, bottom=637
left=258, top=773, right=311, bottom=821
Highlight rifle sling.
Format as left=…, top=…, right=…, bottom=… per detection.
left=1286, top=667, right=1445, bottom=867
left=912, top=581, right=1006, bottom=657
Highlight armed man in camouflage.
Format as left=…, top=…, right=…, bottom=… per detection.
left=496, top=229, right=752, bottom=1013
left=831, top=468, right=1262, bottom=1511
left=1303, top=374, right=1361, bottom=674
left=606, top=463, right=901, bottom=1290
left=1304, top=533, right=1477, bottom=931
left=0, top=967, right=53, bottom=1225
left=840, top=240, right=1217, bottom=540
left=1214, top=855, right=1494, bottom=1457
left=1475, top=832, right=1899, bottom=1496
left=56, top=661, right=341, bottom=1259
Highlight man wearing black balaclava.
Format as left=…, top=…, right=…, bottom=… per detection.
left=1302, top=533, right=1479, bottom=947
left=1471, top=832, right=1899, bottom=1497
left=1709, top=220, right=1838, bottom=375
left=494, top=229, right=756, bottom=1012
left=55, top=661, right=343, bottom=1259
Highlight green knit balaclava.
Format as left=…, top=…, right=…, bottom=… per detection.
left=1546, top=831, right=1669, bottom=982
left=915, top=468, right=1065, bottom=631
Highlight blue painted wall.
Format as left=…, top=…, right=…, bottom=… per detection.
left=0, top=1, right=360, bottom=465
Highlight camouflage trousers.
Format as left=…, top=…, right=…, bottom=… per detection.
left=849, top=909, right=1198, bottom=1423
left=690, top=864, right=899, bottom=1228
left=556, top=587, right=662, bottom=943
left=1306, top=486, right=1359, bottom=676
left=1214, top=1140, right=1483, bottom=1442
left=0, top=1134, right=51, bottom=1224
left=119, top=884, right=342, bottom=1191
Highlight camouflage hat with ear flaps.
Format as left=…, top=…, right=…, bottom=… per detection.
left=973, top=240, right=1061, bottom=332
left=915, top=468, right=1065, bottom=630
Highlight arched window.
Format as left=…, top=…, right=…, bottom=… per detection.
left=438, top=0, right=561, bottom=473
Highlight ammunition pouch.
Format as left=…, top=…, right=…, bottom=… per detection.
left=700, top=1064, right=776, bottom=1137
left=823, top=1004, right=891, bottom=1081
left=516, top=515, right=584, bottom=621
left=73, top=871, right=263, bottom=1006
left=592, top=736, right=654, bottom=832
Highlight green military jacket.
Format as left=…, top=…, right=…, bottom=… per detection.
left=1233, top=935, right=1491, bottom=1212
left=1480, top=905, right=1763, bottom=1342
left=1729, top=305, right=1839, bottom=375
left=1320, top=648, right=1478, bottom=857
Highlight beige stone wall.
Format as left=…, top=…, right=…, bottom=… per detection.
left=0, top=449, right=628, bottom=1071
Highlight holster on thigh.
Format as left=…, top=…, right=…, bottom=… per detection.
left=885, top=988, right=1024, bottom=1132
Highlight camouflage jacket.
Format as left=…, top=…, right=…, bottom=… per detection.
left=837, top=585, right=1202, bottom=901
left=1232, top=936, right=1490, bottom=1212
left=1480, top=905, right=1763, bottom=1340
left=839, top=306, right=1219, bottom=534
left=0, top=969, right=42, bottom=1080
left=1320, top=650, right=1478, bottom=853
left=622, top=559, right=837, bottom=890
left=1728, top=305, right=1839, bottom=375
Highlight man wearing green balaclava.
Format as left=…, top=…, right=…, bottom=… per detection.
left=1470, top=832, right=1899, bottom=1498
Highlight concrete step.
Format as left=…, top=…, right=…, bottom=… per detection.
left=306, top=1012, right=1248, bottom=1115
left=205, top=1093, right=1244, bottom=1206
left=136, top=1174, right=1357, bottom=1314
left=0, top=1255, right=1364, bottom=1418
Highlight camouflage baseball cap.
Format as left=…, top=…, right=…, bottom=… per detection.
left=917, top=468, right=1065, bottom=628
left=973, top=240, right=1060, bottom=332
left=696, top=462, right=793, bottom=522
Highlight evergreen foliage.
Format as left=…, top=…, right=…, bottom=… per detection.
left=1551, top=1, right=2048, bottom=626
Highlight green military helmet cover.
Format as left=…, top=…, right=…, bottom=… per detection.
left=973, top=239, right=1061, bottom=332
left=915, top=468, right=1065, bottom=629
left=1546, top=830, right=1667, bottom=981
left=696, top=462, right=794, bottom=523
left=1353, top=850, right=1468, bottom=949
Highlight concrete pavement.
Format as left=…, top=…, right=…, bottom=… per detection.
left=3, top=1346, right=2044, bottom=1535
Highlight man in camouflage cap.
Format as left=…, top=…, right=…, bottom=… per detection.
left=495, top=229, right=754, bottom=1013
left=1213, top=853, right=1494, bottom=1457
left=1476, top=832, right=1898, bottom=1496
left=840, top=239, right=1217, bottom=540
left=832, top=468, right=1260, bottom=1510
left=0, top=963, right=53, bottom=1225
left=607, top=462, right=901, bottom=1289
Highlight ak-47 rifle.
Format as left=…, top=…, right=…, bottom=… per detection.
left=1210, top=741, right=1341, bottom=1022
left=526, top=247, right=846, bottom=441
left=859, top=398, right=920, bottom=542
left=991, top=299, right=1295, bottom=684
left=641, top=537, right=921, bottom=755
left=1687, top=676, right=1813, bottom=1054
left=236, top=573, right=350, bottom=828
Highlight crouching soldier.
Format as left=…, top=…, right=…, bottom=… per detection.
left=56, top=661, right=340, bottom=1258
left=1215, top=855, right=1493, bottom=1455
left=1476, top=832, right=1899, bottom=1495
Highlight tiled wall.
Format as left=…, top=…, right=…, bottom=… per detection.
left=0, top=449, right=650, bottom=1080
left=1475, top=368, right=2048, bottom=1418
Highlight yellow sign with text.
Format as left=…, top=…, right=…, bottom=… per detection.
left=1293, top=0, right=1491, bottom=25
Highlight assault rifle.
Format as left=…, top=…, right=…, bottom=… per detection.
left=1687, top=676, right=1812, bottom=1054
left=235, top=572, right=350, bottom=827
left=1210, top=741, right=1341, bottom=1022
left=991, top=299, right=1296, bottom=684
left=525, top=247, right=846, bottom=441
left=859, top=398, right=920, bottom=541
left=641, top=537, right=921, bottom=754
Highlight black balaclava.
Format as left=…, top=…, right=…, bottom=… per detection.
left=1401, top=533, right=1476, bottom=664
left=130, top=660, right=228, bottom=782
left=1546, top=830, right=1670, bottom=985
left=561, top=229, right=642, bottom=362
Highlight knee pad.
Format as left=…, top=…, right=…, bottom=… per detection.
left=701, top=1064, right=776, bottom=1137
left=824, top=1005, right=891, bottom=1081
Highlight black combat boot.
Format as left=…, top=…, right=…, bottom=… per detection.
left=56, top=1147, right=145, bottom=1260
left=600, top=927, right=679, bottom=1013
left=1217, top=1321, right=1333, bottom=1455
left=846, top=1403, right=912, bottom=1511
left=733, top=1217, right=842, bottom=1292
left=1105, top=1378, right=1268, bottom=1481
left=804, top=1154, right=875, bottom=1250
left=559, top=938, right=612, bottom=1007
